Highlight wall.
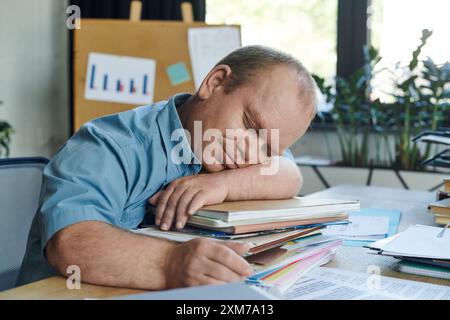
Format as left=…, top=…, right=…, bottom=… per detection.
left=0, top=0, right=69, bottom=158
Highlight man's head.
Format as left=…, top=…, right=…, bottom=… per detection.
left=179, top=45, right=318, bottom=173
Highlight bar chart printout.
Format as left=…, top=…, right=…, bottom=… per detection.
left=85, top=53, right=156, bottom=105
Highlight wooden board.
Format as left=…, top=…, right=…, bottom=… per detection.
left=73, top=19, right=240, bottom=131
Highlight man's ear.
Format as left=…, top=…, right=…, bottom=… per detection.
left=197, top=64, right=232, bottom=100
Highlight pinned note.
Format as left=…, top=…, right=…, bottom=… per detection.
left=188, top=27, right=241, bottom=89
left=166, top=62, right=191, bottom=86
left=84, top=52, right=156, bottom=105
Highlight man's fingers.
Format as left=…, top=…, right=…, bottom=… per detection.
left=160, top=186, right=187, bottom=230
left=155, top=187, right=175, bottom=227
left=175, top=190, right=200, bottom=230
left=186, top=192, right=207, bottom=216
left=203, top=259, right=247, bottom=283
left=148, top=191, right=162, bottom=206
left=208, top=243, right=253, bottom=277
left=222, top=241, right=252, bottom=256
left=195, top=275, right=226, bottom=286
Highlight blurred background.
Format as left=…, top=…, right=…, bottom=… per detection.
left=0, top=0, right=448, bottom=193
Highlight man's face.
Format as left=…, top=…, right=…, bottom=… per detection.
left=196, top=65, right=314, bottom=173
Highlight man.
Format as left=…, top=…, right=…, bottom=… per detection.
left=17, top=45, right=317, bottom=290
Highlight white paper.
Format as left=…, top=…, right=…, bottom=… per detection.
left=380, top=224, right=450, bottom=260
left=284, top=267, right=450, bottom=300
left=188, top=27, right=241, bottom=89
left=323, top=215, right=390, bottom=241
left=84, top=53, right=156, bottom=105
left=284, top=276, right=399, bottom=300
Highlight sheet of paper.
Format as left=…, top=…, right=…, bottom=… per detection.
left=380, top=224, right=450, bottom=260
left=323, top=215, right=389, bottom=240
left=284, top=276, right=399, bottom=300
left=341, top=208, right=401, bottom=247
left=188, top=27, right=241, bottom=89
left=284, top=267, right=450, bottom=300
left=84, top=52, right=156, bottom=105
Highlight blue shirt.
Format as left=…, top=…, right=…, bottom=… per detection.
left=16, top=93, right=295, bottom=286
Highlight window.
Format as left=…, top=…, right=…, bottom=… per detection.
left=206, top=0, right=338, bottom=82
left=369, top=0, right=450, bottom=103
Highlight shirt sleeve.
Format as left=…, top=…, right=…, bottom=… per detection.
left=38, top=123, right=129, bottom=252
left=282, top=148, right=295, bottom=162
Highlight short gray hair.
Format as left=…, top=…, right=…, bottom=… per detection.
left=215, top=45, right=318, bottom=113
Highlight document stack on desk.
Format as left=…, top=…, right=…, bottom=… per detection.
left=321, top=208, right=401, bottom=247
left=428, top=177, right=450, bottom=225
left=366, top=224, right=450, bottom=280
left=184, top=197, right=359, bottom=234
left=135, top=197, right=359, bottom=293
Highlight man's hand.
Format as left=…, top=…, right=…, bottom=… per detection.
left=149, top=173, right=229, bottom=230
left=164, top=238, right=253, bottom=288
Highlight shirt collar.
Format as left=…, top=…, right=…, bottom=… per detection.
left=157, top=93, right=202, bottom=177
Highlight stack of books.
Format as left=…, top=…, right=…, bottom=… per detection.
left=428, top=177, right=450, bottom=225
left=366, top=224, right=450, bottom=280
left=135, top=197, right=360, bottom=294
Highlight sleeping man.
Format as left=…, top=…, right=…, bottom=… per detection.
left=17, top=45, right=317, bottom=290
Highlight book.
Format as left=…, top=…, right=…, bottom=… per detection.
left=398, top=256, right=450, bottom=269
left=398, top=261, right=450, bottom=280
left=187, top=214, right=349, bottom=234
left=196, top=197, right=359, bottom=222
left=428, top=198, right=450, bottom=216
left=248, top=239, right=342, bottom=271
left=436, top=189, right=450, bottom=201
left=444, top=178, right=450, bottom=192
left=249, top=249, right=337, bottom=294
left=133, top=226, right=322, bottom=255
left=436, top=216, right=450, bottom=225
left=367, top=224, right=450, bottom=260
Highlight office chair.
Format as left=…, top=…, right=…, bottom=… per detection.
left=0, top=157, right=49, bottom=291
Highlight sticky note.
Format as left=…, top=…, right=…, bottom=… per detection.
left=166, top=62, right=191, bottom=86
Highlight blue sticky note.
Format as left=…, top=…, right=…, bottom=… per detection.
left=166, top=62, right=191, bottom=86
left=342, top=208, right=401, bottom=247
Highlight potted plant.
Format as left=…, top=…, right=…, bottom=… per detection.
left=313, top=46, right=383, bottom=168
left=304, top=30, right=449, bottom=192
left=313, top=29, right=449, bottom=171
left=385, top=30, right=449, bottom=170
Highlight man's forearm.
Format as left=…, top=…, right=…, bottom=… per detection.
left=46, top=221, right=175, bottom=290
left=222, top=156, right=302, bottom=201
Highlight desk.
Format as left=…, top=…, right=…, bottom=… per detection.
left=1, top=184, right=449, bottom=300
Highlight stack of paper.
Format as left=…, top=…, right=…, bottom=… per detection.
left=366, top=224, right=450, bottom=280
left=186, top=197, right=359, bottom=234
left=323, top=215, right=390, bottom=241
left=135, top=197, right=359, bottom=290
left=247, top=238, right=342, bottom=294
left=134, top=226, right=324, bottom=256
